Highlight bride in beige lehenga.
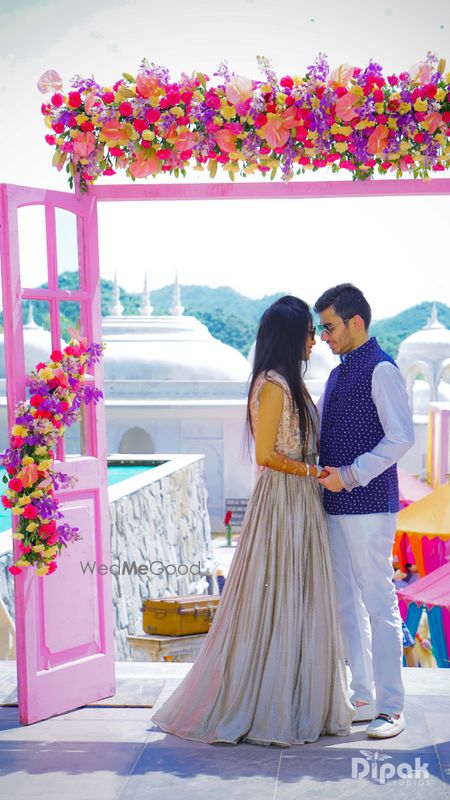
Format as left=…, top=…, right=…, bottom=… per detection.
left=153, top=296, right=354, bottom=746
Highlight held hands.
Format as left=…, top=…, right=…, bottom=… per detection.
left=316, top=466, right=344, bottom=492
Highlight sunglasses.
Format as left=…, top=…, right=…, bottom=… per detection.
left=317, top=319, right=351, bottom=336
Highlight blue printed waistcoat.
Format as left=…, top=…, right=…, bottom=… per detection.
left=320, top=337, right=399, bottom=515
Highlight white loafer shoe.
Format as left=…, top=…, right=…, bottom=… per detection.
left=352, top=700, right=377, bottom=723
left=367, top=712, right=405, bottom=739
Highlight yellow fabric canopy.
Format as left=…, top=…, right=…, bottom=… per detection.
left=397, top=483, right=450, bottom=537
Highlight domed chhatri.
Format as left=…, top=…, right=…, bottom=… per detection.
left=397, top=305, right=450, bottom=403
left=102, top=277, right=250, bottom=388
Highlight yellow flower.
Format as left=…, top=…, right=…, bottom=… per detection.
left=32, top=544, right=45, bottom=553
left=220, top=102, right=236, bottom=121
left=413, top=98, right=427, bottom=112
left=12, top=507, right=23, bottom=515
left=387, top=117, right=398, bottom=130
left=436, top=88, right=447, bottom=102
left=260, top=83, right=272, bottom=94
left=434, top=133, right=446, bottom=146
left=34, top=446, right=48, bottom=456
left=36, top=566, right=50, bottom=576
left=22, top=456, right=35, bottom=466
left=399, top=141, right=410, bottom=154
left=276, top=92, right=287, bottom=103
left=38, top=460, right=52, bottom=471
left=26, top=522, right=39, bottom=532
left=374, top=102, right=385, bottom=114
left=213, top=116, right=223, bottom=126
left=12, top=533, right=24, bottom=540
left=75, top=113, right=88, bottom=124
left=293, top=76, right=304, bottom=85
left=30, top=490, right=43, bottom=499
left=335, top=141, right=348, bottom=153
left=38, top=367, right=55, bottom=381
left=349, top=85, right=364, bottom=98
left=399, top=102, right=411, bottom=114
left=11, top=424, right=29, bottom=437
left=142, top=130, right=155, bottom=141
left=16, top=559, right=31, bottom=568
left=18, top=496, right=31, bottom=506
left=43, top=547, right=58, bottom=558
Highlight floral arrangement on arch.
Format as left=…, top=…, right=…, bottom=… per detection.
left=38, top=52, right=450, bottom=188
left=1, top=337, right=104, bottom=576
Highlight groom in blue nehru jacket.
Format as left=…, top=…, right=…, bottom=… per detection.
left=314, top=283, right=414, bottom=739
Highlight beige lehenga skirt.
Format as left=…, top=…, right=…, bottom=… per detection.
left=152, top=469, right=354, bottom=746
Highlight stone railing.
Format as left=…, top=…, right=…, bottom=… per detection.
left=0, top=453, right=214, bottom=661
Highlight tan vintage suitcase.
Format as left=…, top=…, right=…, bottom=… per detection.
left=142, top=594, right=220, bottom=636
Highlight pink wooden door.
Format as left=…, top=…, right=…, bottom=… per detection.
left=0, top=183, right=115, bottom=724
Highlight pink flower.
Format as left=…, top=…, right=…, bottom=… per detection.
left=280, top=76, right=294, bottom=90
left=118, top=101, right=133, bottom=117
left=335, top=93, right=360, bottom=122
left=68, top=91, right=82, bottom=108
left=225, top=75, right=252, bottom=105
left=2, top=495, right=12, bottom=508
left=8, top=566, right=22, bottom=575
left=51, top=349, right=63, bottom=362
left=367, top=124, right=389, bottom=155
left=51, top=93, right=64, bottom=107
left=48, top=562, right=58, bottom=574
left=23, top=505, right=38, bottom=520
left=73, top=132, right=95, bottom=158
left=84, top=92, right=99, bottom=114
left=37, top=69, right=63, bottom=94
left=8, top=477, right=23, bottom=492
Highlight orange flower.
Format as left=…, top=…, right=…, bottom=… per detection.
left=367, top=124, right=389, bottom=154
left=19, top=464, right=39, bottom=488
left=262, top=115, right=290, bottom=148
left=423, top=112, right=442, bottom=134
left=136, top=74, right=159, bottom=99
left=100, top=120, right=130, bottom=144
left=215, top=129, right=237, bottom=153
left=129, top=155, right=161, bottom=177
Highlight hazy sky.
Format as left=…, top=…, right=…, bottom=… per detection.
left=1, top=0, right=450, bottom=319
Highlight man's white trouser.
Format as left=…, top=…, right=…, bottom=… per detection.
left=327, top=512, right=405, bottom=716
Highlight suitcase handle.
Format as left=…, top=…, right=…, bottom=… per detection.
left=178, top=605, right=215, bottom=618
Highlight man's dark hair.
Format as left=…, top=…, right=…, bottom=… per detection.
left=314, top=283, right=372, bottom=330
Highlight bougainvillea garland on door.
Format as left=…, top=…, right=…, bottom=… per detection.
left=1, top=338, right=104, bottom=576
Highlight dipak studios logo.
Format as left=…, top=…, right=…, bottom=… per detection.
left=352, top=750, right=430, bottom=785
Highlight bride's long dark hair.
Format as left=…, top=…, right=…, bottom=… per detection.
left=246, top=295, right=316, bottom=456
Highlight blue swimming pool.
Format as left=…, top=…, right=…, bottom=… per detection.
left=0, top=464, right=157, bottom=533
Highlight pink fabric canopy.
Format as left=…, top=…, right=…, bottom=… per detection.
left=397, top=563, right=450, bottom=610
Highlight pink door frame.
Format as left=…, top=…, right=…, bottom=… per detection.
left=0, top=183, right=115, bottom=724
left=1, top=175, right=449, bottom=724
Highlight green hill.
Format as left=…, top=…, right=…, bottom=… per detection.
left=2, top=272, right=448, bottom=359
